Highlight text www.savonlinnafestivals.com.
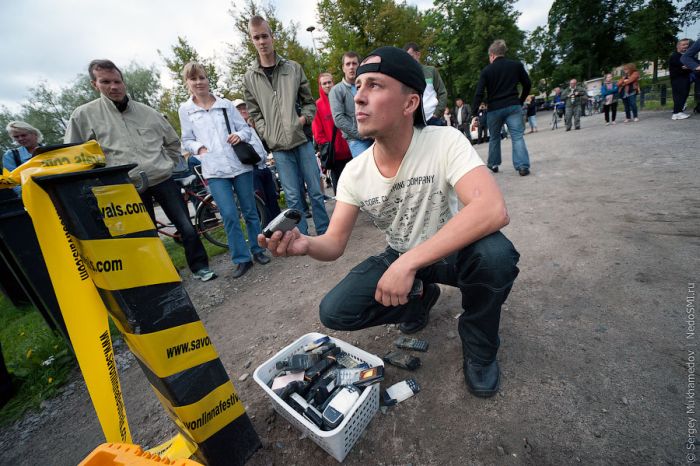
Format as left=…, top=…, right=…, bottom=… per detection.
left=686, top=282, right=697, bottom=463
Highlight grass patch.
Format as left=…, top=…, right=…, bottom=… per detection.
left=0, top=297, right=74, bottom=426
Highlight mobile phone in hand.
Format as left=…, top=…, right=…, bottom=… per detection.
left=263, top=209, right=303, bottom=238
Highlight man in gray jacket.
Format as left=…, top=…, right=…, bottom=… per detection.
left=329, top=51, right=373, bottom=157
left=243, top=15, right=329, bottom=235
left=65, top=59, right=215, bottom=281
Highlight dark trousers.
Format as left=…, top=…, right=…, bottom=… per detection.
left=140, top=178, right=208, bottom=273
left=671, top=77, right=691, bottom=114
left=603, top=102, right=618, bottom=122
left=253, top=166, right=281, bottom=222
left=478, top=125, right=488, bottom=144
left=319, top=232, right=520, bottom=364
left=329, top=158, right=350, bottom=195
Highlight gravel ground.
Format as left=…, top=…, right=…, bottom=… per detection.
left=0, top=109, right=698, bottom=465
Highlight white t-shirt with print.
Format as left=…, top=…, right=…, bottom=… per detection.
left=336, top=126, right=484, bottom=253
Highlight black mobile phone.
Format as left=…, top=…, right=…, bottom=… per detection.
left=263, top=209, right=303, bottom=238
left=394, top=336, right=429, bottom=352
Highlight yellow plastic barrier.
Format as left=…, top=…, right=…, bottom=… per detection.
left=1, top=143, right=260, bottom=465
left=80, top=443, right=202, bottom=465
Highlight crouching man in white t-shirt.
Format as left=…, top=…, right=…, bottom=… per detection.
left=258, top=46, right=520, bottom=397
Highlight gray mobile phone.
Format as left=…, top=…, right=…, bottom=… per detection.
left=263, top=209, right=303, bottom=238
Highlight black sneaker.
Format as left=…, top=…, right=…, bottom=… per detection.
left=253, top=252, right=271, bottom=265
left=399, top=284, right=441, bottom=334
left=464, top=359, right=500, bottom=397
left=518, top=168, right=530, bottom=176
left=232, top=261, right=253, bottom=279
left=488, top=165, right=499, bottom=173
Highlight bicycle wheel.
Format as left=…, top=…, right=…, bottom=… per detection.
left=255, top=194, right=268, bottom=227
left=196, top=194, right=228, bottom=249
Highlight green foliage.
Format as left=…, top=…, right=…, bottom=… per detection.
left=677, top=0, right=700, bottom=27
left=317, top=0, right=429, bottom=83
left=546, top=0, right=642, bottom=82
left=626, top=0, right=679, bottom=81
left=226, top=0, right=322, bottom=98
left=0, top=297, right=75, bottom=425
left=428, top=0, right=525, bottom=103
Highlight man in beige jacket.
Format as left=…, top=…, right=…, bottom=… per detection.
left=65, top=59, right=215, bottom=281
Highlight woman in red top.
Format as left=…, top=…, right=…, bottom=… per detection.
left=312, top=72, right=352, bottom=194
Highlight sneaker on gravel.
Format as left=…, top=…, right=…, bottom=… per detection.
left=673, top=112, right=690, bottom=120
left=193, top=267, right=217, bottom=282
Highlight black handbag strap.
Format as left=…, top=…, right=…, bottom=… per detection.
left=221, top=108, right=232, bottom=133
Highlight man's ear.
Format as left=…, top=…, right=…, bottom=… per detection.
left=404, top=94, right=420, bottom=117
left=90, top=80, right=98, bottom=91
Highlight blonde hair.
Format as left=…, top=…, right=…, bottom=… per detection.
left=6, top=121, right=43, bottom=143
left=249, top=15, right=272, bottom=34
left=623, top=63, right=638, bottom=73
left=182, top=62, right=208, bottom=83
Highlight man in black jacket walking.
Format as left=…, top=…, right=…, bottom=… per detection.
left=670, top=38, right=692, bottom=120
left=472, top=40, right=532, bottom=176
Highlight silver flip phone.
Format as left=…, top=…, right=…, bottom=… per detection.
left=263, top=209, right=303, bottom=238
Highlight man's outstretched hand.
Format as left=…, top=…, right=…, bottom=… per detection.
left=257, top=228, right=309, bottom=257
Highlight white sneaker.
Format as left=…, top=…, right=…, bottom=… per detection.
left=674, top=112, right=690, bottom=120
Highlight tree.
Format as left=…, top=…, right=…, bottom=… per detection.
left=523, top=25, right=559, bottom=93
left=547, top=0, right=640, bottom=82
left=626, top=0, right=679, bottom=81
left=427, top=0, right=525, bottom=103
left=317, top=0, right=429, bottom=83
left=226, top=0, right=322, bottom=98
left=677, top=0, right=700, bottom=27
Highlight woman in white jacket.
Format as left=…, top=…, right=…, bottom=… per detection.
left=178, top=62, right=270, bottom=279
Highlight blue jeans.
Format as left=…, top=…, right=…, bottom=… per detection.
left=140, top=178, right=208, bottom=273
left=486, top=104, right=530, bottom=170
left=208, top=172, right=265, bottom=265
left=527, top=115, right=537, bottom=130
left=622, top=95, right=638, bottom=119
left=272, top=141, right=329, bottom=235
left=348, top=139, right=373, bottom=158
left=319, top=232, right=520, bottom=364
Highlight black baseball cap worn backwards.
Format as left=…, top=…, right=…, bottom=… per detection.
left=356, top=46, right=427, bottom=127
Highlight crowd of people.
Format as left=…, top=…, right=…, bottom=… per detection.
left=2, top=17, right=699, bottom=404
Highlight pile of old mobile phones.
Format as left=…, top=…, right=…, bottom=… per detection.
left=268, top=335, right=384, bottom=431
left=263, top=208, right=303, bottom=237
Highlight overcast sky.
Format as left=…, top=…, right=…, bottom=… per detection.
left=1, top=0, right=696, bottom=111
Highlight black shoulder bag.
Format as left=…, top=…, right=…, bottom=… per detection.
left=221, top=108, right=261, bottom=165
left=319, top=128, right=337, bottom=170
